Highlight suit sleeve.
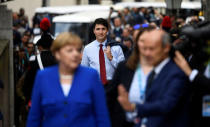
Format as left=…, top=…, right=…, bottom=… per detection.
left=81, top=47, right=90, bottom=67
left=91, top=70, right=111, bottom=127
left=110, top=46, right=125, bottom=68
left=26, top=71, right=43, bottom=127
left=137, top=71, right=188, bottom=117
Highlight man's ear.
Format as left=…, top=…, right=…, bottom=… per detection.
left=164, top=43, right=171, bottom=54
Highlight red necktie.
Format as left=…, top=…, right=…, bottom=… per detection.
left=99, top=44, right=107, bottom=85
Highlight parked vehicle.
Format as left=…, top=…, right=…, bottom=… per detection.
left=52, top=10, right=118, bottom=45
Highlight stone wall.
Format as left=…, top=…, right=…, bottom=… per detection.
left=0, top=5, right=14, bottom=127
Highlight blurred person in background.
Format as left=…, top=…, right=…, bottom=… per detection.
left=23, top=32, right=56, bottom=108
left=18, top=8, right=28, bottom=24
left=109, top=26, right=155, bottom=127
left=122, top=7, right=133, bottom=25
left=131, top=7, right=143, bottom=26
left=172, top=20, right=210, bottom=126
left=26, top=41, right=35, bottom=60
left=17, top=47, right=28, bottom=78
left=121, top=28, right=132, bottom=43
left=160, top=16, right=172, bottom=33
left=13, top=21, right=22, bottom=48
left=20, top=33, right=30, bottom=50
left=174, top=50, right=210, bottom=127
left=117, top=29, right=190, bottom=127
left=113, top=17, right=124, bottom=39
left=16, top=31, right=56, bottom=127
left=122, top=37, right=133, bottom=59
left=174, top=51, right=210, bottom=89
left=26, top=32, right=110, bottom=127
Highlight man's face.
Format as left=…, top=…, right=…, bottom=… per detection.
left=123, top=40, right=132, bottom=49
left=93, top=24, right=108, bottom=43
left=114, top=18, right=121, bottom=27
left=139, top=30, right=170, bottom=66
left=27, top=43, right=34, bottom=54
left=122, top=29, right=130, bottom=38
left=22, top=35, right=29, bottom=44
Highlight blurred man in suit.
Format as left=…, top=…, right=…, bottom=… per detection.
left=118, top=29, right=190, bottom=127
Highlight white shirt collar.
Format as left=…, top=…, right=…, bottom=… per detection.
left=154, top=57, right=170, bottom=75
left=95, top=39, right=107, bottom=47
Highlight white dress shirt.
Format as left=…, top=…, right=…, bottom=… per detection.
left=153, top=57, right=170, bottom=76
left=81, top=39, right=125, bottom=80
left=189, top=63, right=210, bottom=82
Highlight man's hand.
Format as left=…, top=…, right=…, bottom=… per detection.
left=174, top=51, right=192, bottom=76
left=117, top=84, right=136, bottom=112
left=104, top=46, right=113, bottom=61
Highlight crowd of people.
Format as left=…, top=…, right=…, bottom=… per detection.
left=12, top=6, right=210, bottom=127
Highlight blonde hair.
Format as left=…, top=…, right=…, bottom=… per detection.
left=51, top=32, right=82, bottom=54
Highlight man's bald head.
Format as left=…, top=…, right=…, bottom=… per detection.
left=148, top=29, right=170, bottom=47
left=140, top=29, right=171, bottom=66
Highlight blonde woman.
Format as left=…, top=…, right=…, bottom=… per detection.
left=27, top=32, right=110, bottom=127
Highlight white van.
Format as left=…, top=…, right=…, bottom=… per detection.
left=35, top=5, right=112, bottom=15
left=34, top=4, right=122, bottom=23
left=52, top=10, right=118, bottom=45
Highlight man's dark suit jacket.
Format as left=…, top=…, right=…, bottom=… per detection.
left=110, top=59, right=190, bottom=127
left=135, top=59, right=190, bottom=127
left=189, top=54, right=210, bottom=127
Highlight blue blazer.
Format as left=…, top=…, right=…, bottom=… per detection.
left=136, top=60, right=190, bottom=127
left=26, top=65, right=111, bottom=127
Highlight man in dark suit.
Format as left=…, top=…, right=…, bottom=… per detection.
left=174, top=50, right=210, bottom=127
left=118, top=29, right=190, bottom=127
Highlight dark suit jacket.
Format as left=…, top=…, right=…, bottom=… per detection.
left=189, top=73, right=210, bottom=127
left=193, top=73, right=210, bottom=89
left=109, top=60, right=135, bottom=127
left=136, top=59, right=190, bottom=127
left=111, top=59, right=190, bottom=127
left=27, top=65, right=110, bottom=127
left=188, top=53, right=210, bottom=127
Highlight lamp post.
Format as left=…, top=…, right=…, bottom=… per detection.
left=165, top=0, right=182, bottom=16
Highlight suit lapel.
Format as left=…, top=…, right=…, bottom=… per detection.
left=146, top=60, right=173, bottom=99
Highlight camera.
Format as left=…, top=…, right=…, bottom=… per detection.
left=170, top=21, right=210, bottom=59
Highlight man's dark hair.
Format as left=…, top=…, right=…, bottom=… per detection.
left=93, top=18, right=109, bottom=30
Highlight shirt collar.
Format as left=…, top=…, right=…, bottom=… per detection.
left=95, top=39, right=107, bottom=47
left=154, top=57, right=170, bottom=75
